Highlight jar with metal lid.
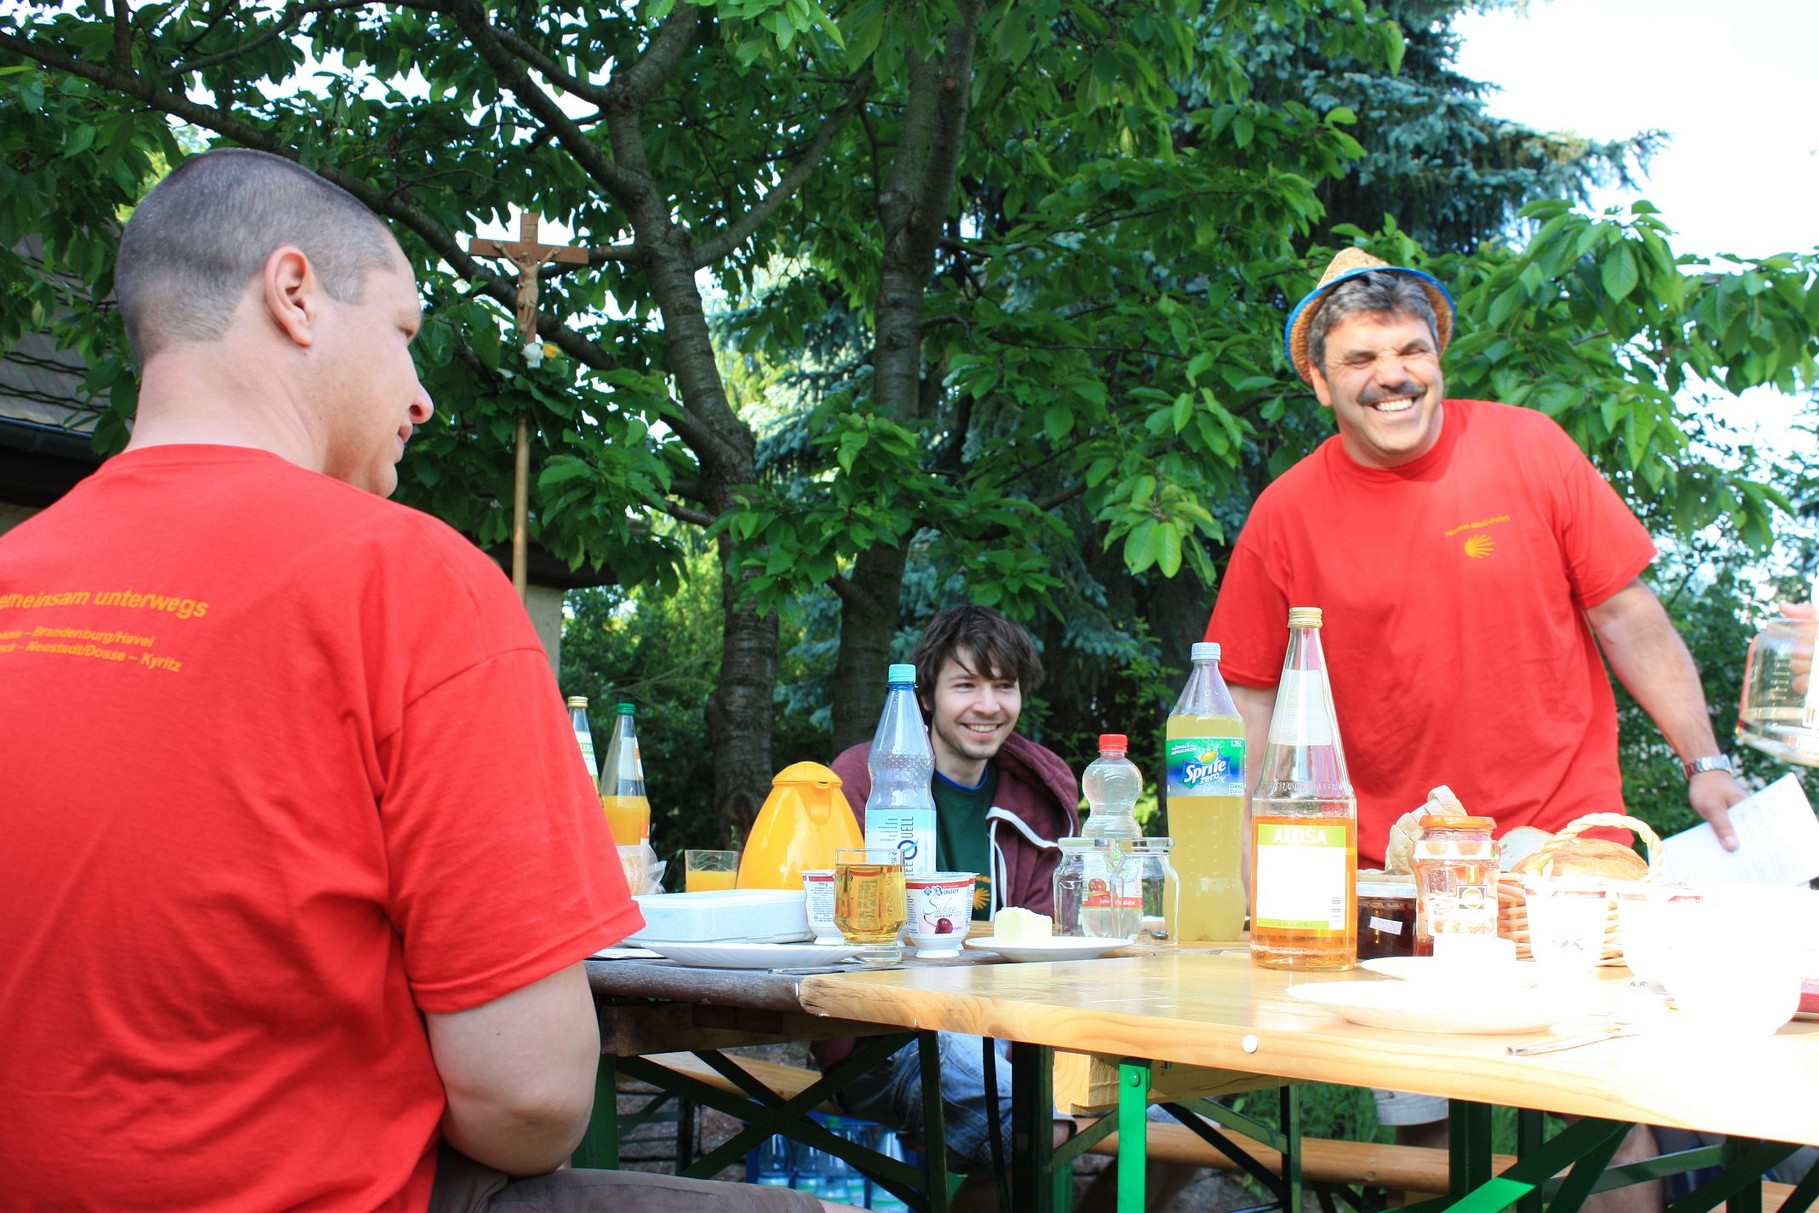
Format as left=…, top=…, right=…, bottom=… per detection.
left=1411, top=814, right=1498, bottom=956
left=1356, top=879, right=1417, bottom=959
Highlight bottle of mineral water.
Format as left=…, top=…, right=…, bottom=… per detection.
left=861, top=664, right=937, bottom=877
left=1079, top=734, right=1142, bottom=938
left=1249, top=607, right=1357, bottom=970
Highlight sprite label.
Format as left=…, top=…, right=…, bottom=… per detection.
left=1166, top=737, right=1245, bottom=798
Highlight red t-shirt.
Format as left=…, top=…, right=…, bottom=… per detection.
left=0, top=447, right=640, bottom=1212
left=1208, top=401, right=1656, bottom=867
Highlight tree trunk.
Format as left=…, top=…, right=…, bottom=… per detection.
left=830, top=543, right=911, bottom=752
left=828, top=2, right=983, bottom=748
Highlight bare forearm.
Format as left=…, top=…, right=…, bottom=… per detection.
left=1588, top=581, right=1721, bottom=762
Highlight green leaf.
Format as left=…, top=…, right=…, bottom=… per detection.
left=1601, top=245, right=1639, bottom=302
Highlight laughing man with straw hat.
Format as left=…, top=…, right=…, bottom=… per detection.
left=1204, top=248, right=1747, bottom=1195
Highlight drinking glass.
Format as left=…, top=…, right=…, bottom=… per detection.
left=1523, top=877, right=1608, bottom=978
left=834, top=848, right=908, bottom=966
left=684, top=849, right=740, bottom=893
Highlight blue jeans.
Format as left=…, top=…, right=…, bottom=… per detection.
left=835, top=1032, right=1173, bottom=1175
left=836, top=1032, right=1021, bottom=1174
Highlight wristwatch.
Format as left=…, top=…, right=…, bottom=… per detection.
left=1681, top=754, right=1736, bottom=780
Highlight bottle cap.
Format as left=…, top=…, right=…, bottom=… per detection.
left=1286, top=606, right=1324, bottom=628
left=887, top=662, right=917, bottom=684
left=1190, top=641, right=1220, bottom=662
left=1418, top=814, right=1496, bottom=832
left=566, top=695, right=588, bottom=708
left=615, top=702, right=636, bottom=715
left=1098, top=733, right=1128, bottom=751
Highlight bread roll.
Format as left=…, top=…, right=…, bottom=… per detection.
left=1511, top=836, right=1647, bottom=881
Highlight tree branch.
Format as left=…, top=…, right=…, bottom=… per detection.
left=609, top=2, right=699, bottom=110
left=690, top=71, right=874, bottom=268
left=173, top=1, right=367, bottom=74
left=657, top=497, right=714, bottom=528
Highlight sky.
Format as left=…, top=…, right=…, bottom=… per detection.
left=1453, top=0, right=1819, bottom=263
left=1453, top=0, right=1819, bottom=509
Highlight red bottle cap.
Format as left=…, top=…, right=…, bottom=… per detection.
left=1098, top=733, right=1127, bottom=751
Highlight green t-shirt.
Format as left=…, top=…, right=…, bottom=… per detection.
left=933, top=766, right=997, bottom=919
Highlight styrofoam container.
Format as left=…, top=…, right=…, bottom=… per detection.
left=626, top=889, right=812, bottom=944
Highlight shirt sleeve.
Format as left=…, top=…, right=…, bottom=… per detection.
left=1207, top=518, right=1291, bottom=689
left=380, top=651, right=639, bottom=1015
left=1538, top=416, right=1657, bottom=609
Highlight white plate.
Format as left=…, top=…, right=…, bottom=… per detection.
left=638, top=941, right=858, bottom=969
left=965, top=936, right=1135, bottom=963
left=1360, top=956, right=1542, bottom=986
left=1286, top=980, right=1581, bottom=1034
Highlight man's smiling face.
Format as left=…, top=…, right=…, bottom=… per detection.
left=925, top=651, right=1022, bottom=781
left=1308, top=311, right=1446, bottom=469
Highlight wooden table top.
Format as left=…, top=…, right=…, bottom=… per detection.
left=798, top=950, right=1819, bottom=1146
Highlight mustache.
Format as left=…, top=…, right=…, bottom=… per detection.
left=1359, top=381, right=1423, bottom=406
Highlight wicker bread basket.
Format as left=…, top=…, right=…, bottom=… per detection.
left=1495, top=812, right=1661, bottom=966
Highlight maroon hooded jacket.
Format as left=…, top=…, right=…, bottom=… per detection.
left=813, top=732, right=1079, bottom=1072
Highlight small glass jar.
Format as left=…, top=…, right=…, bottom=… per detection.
left=1356, top=879, right=1417, bottom=959
left=1411, top=814, right=1498, bottom=956
left=1129, top=838, right=1178, bottom=943
left=1053, top=837, right=1142, bottom=940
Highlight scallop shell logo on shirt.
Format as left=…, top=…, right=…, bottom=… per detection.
left=1463, top=533, right=1495, bottom=559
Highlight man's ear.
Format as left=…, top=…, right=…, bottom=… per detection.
left=1308, top=362, right=1335, bottom=410
left=261, top=246, right=317, bottom=348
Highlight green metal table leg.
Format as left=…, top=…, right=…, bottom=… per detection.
left=918, top=1032, right=952, bottom=1213
left=576, top=1054, right=621, bottom=1170
left=1118, top=1060, right=1152, bottom=1213
left=1517, top=1109, right=1546, bottom=1213
left=1009, top=1041, right=1059, bottom=1213
left=1281, top=1084, right=1303, bottom=1213
left=1449, top=1101, right=1494, bottom=1200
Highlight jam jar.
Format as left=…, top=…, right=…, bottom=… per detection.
left=1356, top=879, right=1417, bottom=959
left=1411, top=814, right=1498, bottom=955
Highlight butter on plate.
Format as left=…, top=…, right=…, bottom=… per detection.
left=994, top=906, right=1053, bottom=943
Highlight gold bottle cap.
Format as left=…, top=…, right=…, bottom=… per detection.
left=566, top=695, right=588, bottom=708
left=1286, top=606, right=1324, bottom=628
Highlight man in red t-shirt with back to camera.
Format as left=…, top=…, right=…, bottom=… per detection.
left=0, top=149, right=841, bottom=1213
left=1207, top=248, right=1747, bottom=1210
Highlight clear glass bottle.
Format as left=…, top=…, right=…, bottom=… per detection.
left=1165, top=643, right=1247, bottom=942
left=598, top=702, right=651, bottom=847
left=567, top=695, right=598, bottom=781
left=1249, top=606, right=1358, bottom=970
left=860, top=664, right=938, bottom=876
left=1738, top=611, right=1819, bottom=765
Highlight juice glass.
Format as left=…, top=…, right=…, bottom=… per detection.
left=834, top=848, right=907, bottom=966
left=684, top=849, right=740, bottom=893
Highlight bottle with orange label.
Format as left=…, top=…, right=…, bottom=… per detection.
left=598, top=702, right=652, bottom=847
left=1249, top=606, right=1357, bottom=970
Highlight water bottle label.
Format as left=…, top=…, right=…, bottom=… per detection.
left=865, top=810, right=936, bottom=877
left=1252, top=819, right=1349, bottom=930
left=1166, top=737, right=1244, bottom=797
left=1269, top=670, right=1335, bottom=746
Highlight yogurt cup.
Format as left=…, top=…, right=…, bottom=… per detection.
left=905, top=871, right=977, bottom=957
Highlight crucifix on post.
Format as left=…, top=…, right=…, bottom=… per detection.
left=467, top=213, right=589, bottom=601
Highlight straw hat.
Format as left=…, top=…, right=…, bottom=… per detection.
left=1283, top=248, right=1455, bottom=385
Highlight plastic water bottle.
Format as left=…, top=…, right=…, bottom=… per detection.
left=861, top=663, right=937, bottom=877
left=567, top=695, right=598, bottom=780
left=869, top=1127, right=911, bottom=1211
left=751, top=1134, right=793, bottom=1187
left=1081, top=733, right=1142, bottom=839
left=1079, top=734, right=1143, bottom=938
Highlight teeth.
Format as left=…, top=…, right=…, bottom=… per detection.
left=1373, top=398, right=1414, bottom=413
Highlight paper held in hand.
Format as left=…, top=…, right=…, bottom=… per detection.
left=1659, top=773, right=1819, bottom=886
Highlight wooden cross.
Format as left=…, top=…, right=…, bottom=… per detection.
left=467, top=213, right=589, bottom=602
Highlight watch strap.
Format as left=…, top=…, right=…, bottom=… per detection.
left=1682, top=754, right=1735, bottom=780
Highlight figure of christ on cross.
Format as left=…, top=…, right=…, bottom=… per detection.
left=466, top=213, right=590, bottom=598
